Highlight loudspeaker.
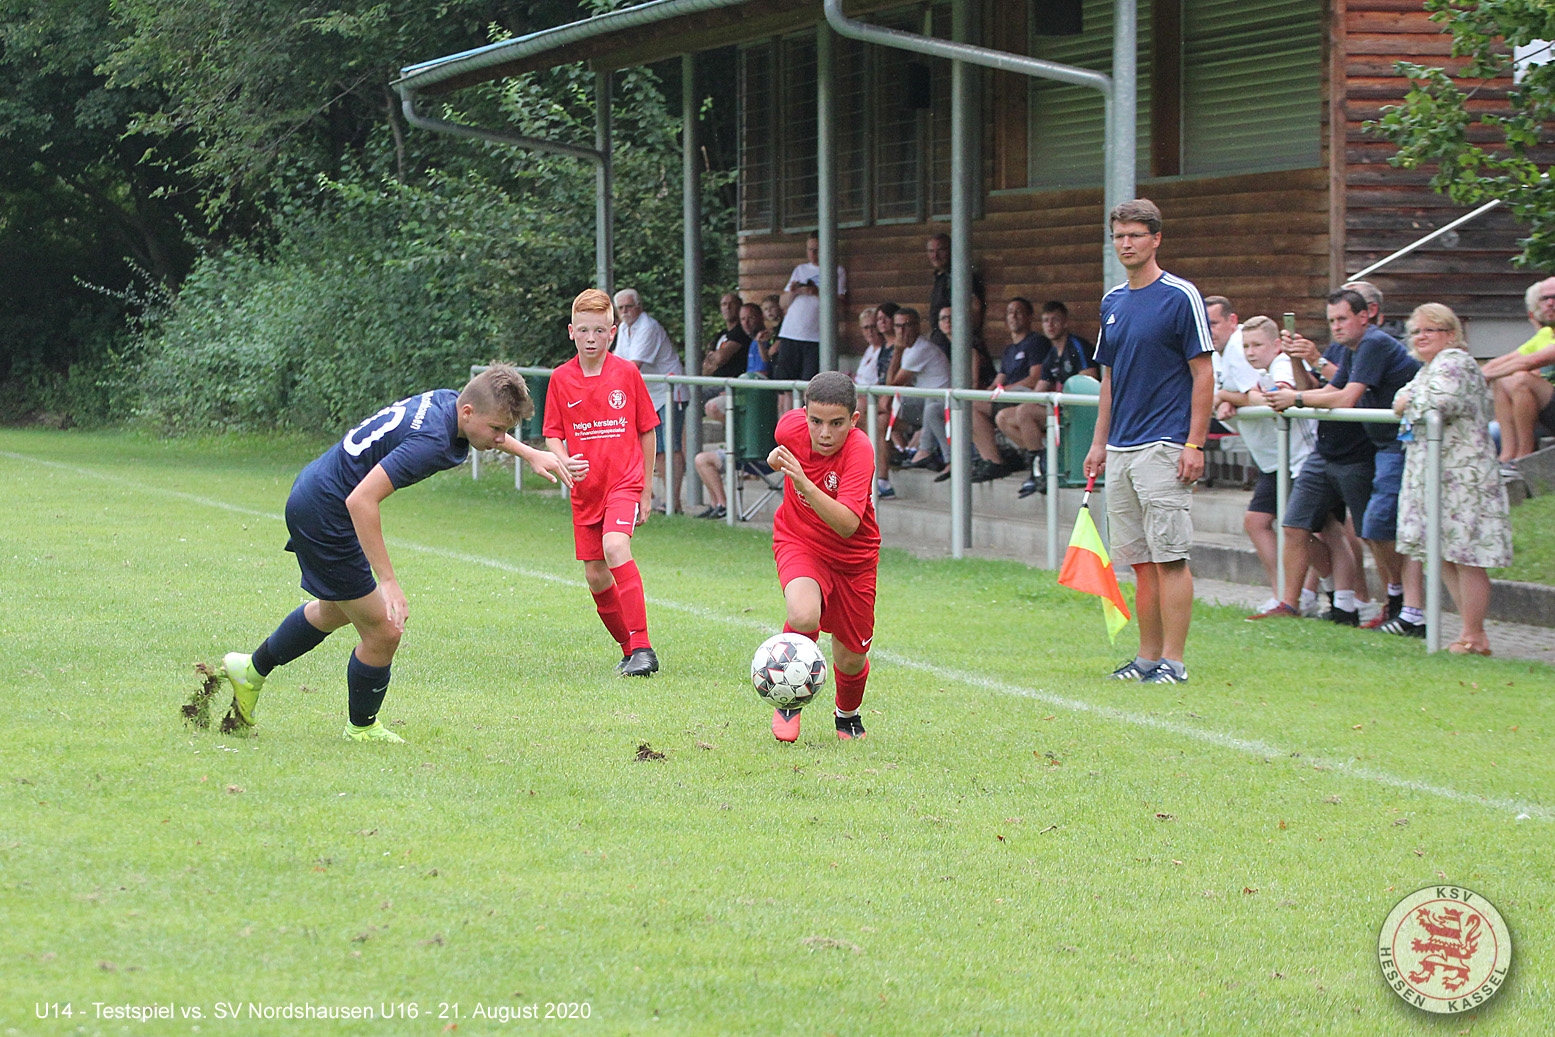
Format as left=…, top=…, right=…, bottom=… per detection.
left=904, top=62, right=932, bottom=109
left=1033, top=0, right=1083, bottom=36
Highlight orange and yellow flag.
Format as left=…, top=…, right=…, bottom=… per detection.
left=1058, top=504, right=1131, bottom=642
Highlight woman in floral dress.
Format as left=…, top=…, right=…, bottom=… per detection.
left=1393, top=303, right=1513, bottom=655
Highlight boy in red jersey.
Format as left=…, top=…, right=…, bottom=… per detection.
left=543, top=288, right=662, bottom=677
left=766, top=370, right=881, bottom=742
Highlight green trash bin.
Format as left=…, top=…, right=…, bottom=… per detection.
left=520, top=372, right=548, bottom=441
left=731, top=373, right=779, bottom=462
left=1057, top=373, right=1101, bottom=488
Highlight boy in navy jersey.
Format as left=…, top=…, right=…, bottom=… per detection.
left=766, top=371, right=881, bottom=742
left=543, top=288, right=662, bottom=677
left=216, top=365, right=572, bottom=740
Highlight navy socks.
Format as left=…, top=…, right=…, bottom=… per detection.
left=347, top=651, right=392, bottom=728
left=252, top=605, right=332, bottom=677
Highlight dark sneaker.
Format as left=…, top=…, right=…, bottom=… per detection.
left=1140, top=662, right=1188, bottom=685
left=1323, top=607, right=1360, bottom=627
left=1386, top=593, right=1403, bottom=622
left=834, top=714, right=867, bottom=740
left=1017, top=476, right=1045, bottom=498
left=620, top=647, right=659, bottom=677
left=933, top=467, right=952, bottom=482
left=694, top=504, right=726, bottom=519
left=1245, top=602, right=1298, bottom=621
left=1378, top=616, right=1427, bottom=639
left=876, top=483, right=897, bottom=500
left=772, top=708, right=802, bottom=742
left=1109, top=658, right=1156, bottom=681
left=970, top=458, right=1009, bottom=483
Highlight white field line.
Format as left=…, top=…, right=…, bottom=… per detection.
left=5, top=449, right=1548, bottom=820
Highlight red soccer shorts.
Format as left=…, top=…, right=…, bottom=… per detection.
left=573, top=487, right=642, bottom=561
left=774, top=541, right=877, bottom=656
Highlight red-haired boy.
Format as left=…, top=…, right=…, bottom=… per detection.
left=544, top=288, right=662, bottom=676
left=766, top=371, right=881, bottom=741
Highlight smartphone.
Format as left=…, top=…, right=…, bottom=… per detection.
left=1282, top=312, right=1296, bottom=334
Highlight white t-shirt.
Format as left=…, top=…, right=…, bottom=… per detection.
left=614, top=312, right=686, bottom=410
left=900, top=335, right=951, bottom=389
left=1210, top=327, right=1261, bottom=396
left=1224, top=352, right=1316, bottom=476
left=854, top=345, right=882, bottom=389
left=777, top=262, right=847, bottom=342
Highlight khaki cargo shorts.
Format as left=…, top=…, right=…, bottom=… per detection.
left=1105, top=442, right=1193, bottom=567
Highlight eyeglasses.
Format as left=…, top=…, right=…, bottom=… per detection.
left=1408, top=327, right=1450, bottom=337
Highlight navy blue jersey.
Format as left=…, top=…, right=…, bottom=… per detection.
left=291, top=389, right=470, bottom=535
left=1095, top=273, right=1213, bottom=448
left=1039, top=333, right=1096, bottom=386
left=999, top=332, right=1048, bottom=384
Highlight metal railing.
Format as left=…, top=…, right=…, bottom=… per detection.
left=474, top=365, right=1448, bottom=652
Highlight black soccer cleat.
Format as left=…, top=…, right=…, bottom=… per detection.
left=1323, top=606, right=1360, bottom=627
left=834, top=713, right=867, bottom=740
left=620, top=647, right=659, bottom=677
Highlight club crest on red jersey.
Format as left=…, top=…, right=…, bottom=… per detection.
left=825, top=471, right=840, bottom=492
left=609, top=389, right=627, bottom=410
left=1378, top=885, right=1511, bottom=1014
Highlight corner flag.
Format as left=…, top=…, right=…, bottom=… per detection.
left=1058, top=476, right=1131, bottom=642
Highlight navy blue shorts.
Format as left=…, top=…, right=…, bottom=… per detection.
left=284, top=484, right=376, bottom=602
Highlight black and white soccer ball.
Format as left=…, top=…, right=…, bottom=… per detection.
left=750, top=633, right=827, bottom=710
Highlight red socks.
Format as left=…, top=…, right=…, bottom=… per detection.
left=609, top=560, right=651, bottom=652
left=783, top=623, right=819, bottom=642
left=591, top=585, right=629, bottom=649
left=834, top=659, right=869, bottom=714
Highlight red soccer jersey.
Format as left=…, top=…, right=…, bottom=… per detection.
left=770, top=407, right=880, bottom=572
left=542, top=353, right=660, bottom=524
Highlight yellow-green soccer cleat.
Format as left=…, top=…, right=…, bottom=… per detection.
left=220, top=652, right=265, bottom=726
left=342, top=720, right=405, bottom=744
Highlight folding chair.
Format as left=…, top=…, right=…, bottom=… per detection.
left=734, top=458, right=784, bottom=521
left=727, top=373, right=784, bottom=522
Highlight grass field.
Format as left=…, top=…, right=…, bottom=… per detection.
left=2, top=428, right=1552, bottom=1036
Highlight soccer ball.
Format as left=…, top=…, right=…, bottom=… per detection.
left=750, top=633, right=827, bottom=710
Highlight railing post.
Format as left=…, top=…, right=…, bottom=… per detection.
left=665, top=396, right=678, bottom=516
left=1425, top=410, right=1443, bottom=653
left=1045, top=401, right=1060, bottom=569
left=1276, top=415, right=1289, bottom=599
left=867, top=389, right=879, bottom=508
left=725, top=384, right=737, bottom=528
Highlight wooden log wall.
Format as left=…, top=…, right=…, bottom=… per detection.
left=739, top=166, right=1334, bottom=356
left=1342, top=0, right=1548, bottom=322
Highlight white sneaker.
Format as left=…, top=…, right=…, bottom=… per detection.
left=1256, top=597, right=1282, bottom=616
left=1298, top=596, right=1323, bottom=619
left=1357, top=600, right=1383, bottom=623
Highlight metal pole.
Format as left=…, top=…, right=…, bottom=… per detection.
left=1350, top=199, right=1502, bottom=281
left=867, top=390, right=879, bottom=507
left=1104, top=0, right=1137, bottom=290
left=1046, top=405, right=1060, bottom=569
left=725, top=389, right=737, bottom=527
left=596, top=70, right=614, bottom=294
left=1276, top=415, right=1289, bottom=599
left=683, top=54, right=704, bottom=507
left=471, top=449, right=481, bottom=480
left=949, top=0, right=972, bottom=558
left=664, top=399, right=678, bottom=515
left=817, top=26, right=838, bottom=374
left=1425, top=410, right=1443, bottom=653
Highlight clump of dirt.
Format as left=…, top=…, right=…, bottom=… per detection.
left=218, top=705, right=251, bottom=736
left=634, top=742, right=665, bottom=762
left=182, top=664, right=222, bottom=730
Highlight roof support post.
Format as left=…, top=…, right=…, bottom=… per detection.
left=1104, top=0, right=1137, bottom=289
left=817, top=25, right=839, bottom=374
left=682, top=54, right=704, bottom=504
left=950, top=0, right=973, bottom=557
left=597, top=70, right=615, bottom=294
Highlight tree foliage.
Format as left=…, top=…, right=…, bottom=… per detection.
left=1372, top=0, right=1555, bottom=268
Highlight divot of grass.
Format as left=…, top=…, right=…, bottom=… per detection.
left=181, top=663, right=221, bottom=730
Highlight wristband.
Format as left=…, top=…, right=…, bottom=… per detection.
left=1184, top=442, right=1203, bottom=451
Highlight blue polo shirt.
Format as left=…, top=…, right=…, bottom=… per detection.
left=1340, top=326, right=1419, bottom=448
left=1095, top=273, right=1213, bottom=448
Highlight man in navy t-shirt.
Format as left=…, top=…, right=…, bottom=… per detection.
left=211, top=366, right=570, bottom=742
left=1258, top=288, right=1419, bottom=625
left=1083, top=199, right=1213, bottom=686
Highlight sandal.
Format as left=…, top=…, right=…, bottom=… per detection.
left=1447, top=641, right=1493, bottom=657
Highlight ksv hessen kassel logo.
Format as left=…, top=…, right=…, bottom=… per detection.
left=608, top=389, right=627, bottom=410
left=825, top=472, right=839, bottom=492
left=1378, top=885, right=1510, bottom=1014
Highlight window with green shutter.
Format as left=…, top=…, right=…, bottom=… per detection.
left=1027, top=0, right=1153, bottom=190
left=1180, top=0, right=1321, bottom=175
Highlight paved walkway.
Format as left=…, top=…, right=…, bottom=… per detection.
left=1191, top=577, right=1555, bottom=667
